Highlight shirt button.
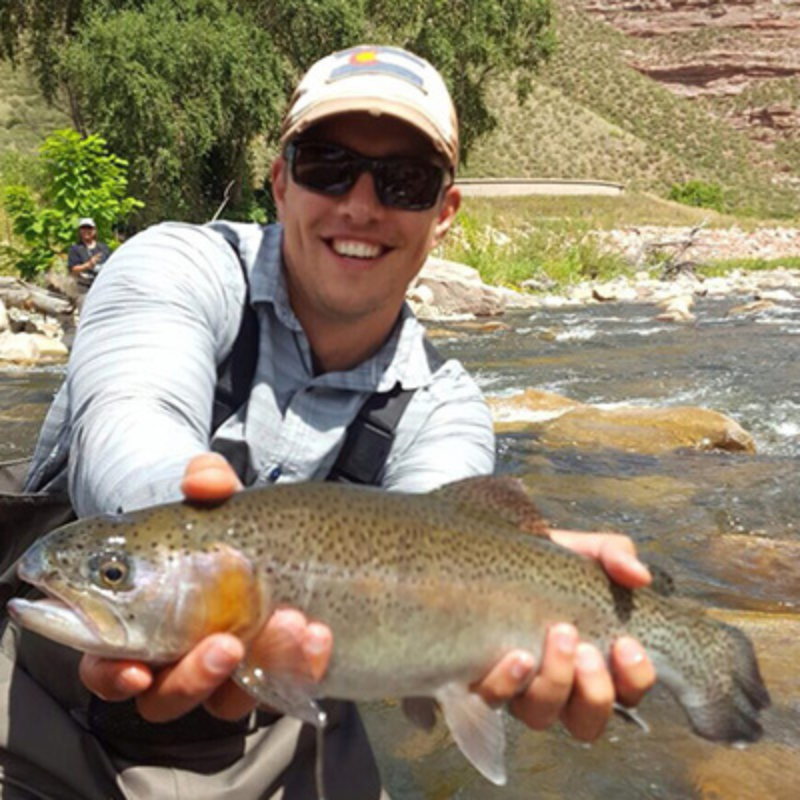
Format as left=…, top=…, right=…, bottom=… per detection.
left=268, top=465, right=283, bottom=482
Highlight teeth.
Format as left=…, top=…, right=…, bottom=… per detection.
left=332, top=239, right=382, bottom=259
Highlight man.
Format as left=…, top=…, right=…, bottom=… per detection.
left=66, top=217, right=111, bottom=291
left=7, top=45, right=654, bottom=798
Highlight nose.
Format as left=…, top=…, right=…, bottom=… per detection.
left=337, top=170, right=384, bottom=221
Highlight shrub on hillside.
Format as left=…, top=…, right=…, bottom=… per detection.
left=669, top=180, right=725, bottom=212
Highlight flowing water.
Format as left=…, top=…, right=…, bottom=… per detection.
left=1, top=292, right=799, bottom=799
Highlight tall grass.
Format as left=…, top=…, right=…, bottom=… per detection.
left=441, top=208, right=630, bottom=288
left=439, top=193, right=799, bottom=289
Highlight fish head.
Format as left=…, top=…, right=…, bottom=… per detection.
left=9, top=506, right=268, bottom=663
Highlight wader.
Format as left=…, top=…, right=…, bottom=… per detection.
left=0, top=248, right=442, bottom=798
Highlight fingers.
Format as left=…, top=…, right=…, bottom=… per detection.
left=559, top=643, right=615, bottom=741
left=250, top=608, right=333, bottom=684
left=471, top=651, right=535, bottom=707
left=610, top=636, right=657, bottom=709
left=206, top=609, right=333, bottom=721
left=496, top=627, right=653, bottom=744
left=508, top=624, right=579, bottom=730
left=181, top=452, right=242, bottom=502
left=135, top=634, right=245, bottom=723
left=79, top=655, right=153, bottom=701
left=548, top=529, right=652, bottom=589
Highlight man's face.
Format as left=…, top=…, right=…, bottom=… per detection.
left=271, top=112, right=460, bottom=331
left=79, top=225, right=95, bottom=244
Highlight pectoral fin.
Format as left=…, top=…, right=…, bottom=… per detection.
left=435, top=683, right=507, bottom=786
left=234, top=662, right=324, bottom=728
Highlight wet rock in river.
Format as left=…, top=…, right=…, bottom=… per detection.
left=689, top=610, right=800, bottom=800
left=491, top=390, right=756, bottom=455
left=655, top=294, right=696, bottom=323
left=728, top=299, right=777, bottom=316
left=699, top=535, right=800, bottom=610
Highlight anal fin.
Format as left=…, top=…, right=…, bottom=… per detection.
left=435, top=682, right=507, bottom=786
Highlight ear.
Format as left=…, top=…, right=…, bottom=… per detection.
left=271, top=156, right=288, bottom=222
left=431, top=185, right=461, bottom=248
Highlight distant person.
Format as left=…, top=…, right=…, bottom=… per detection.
left=67, top=217, right=110, bottom=294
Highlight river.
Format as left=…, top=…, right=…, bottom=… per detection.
left=1, top=291, right=798, bottom=798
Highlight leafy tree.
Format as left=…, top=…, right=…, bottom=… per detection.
left=2, top=128, right=143, bottom=279
left=58, top=0, right=289, bottom=223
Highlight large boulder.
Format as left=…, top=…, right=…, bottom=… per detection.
left=490, top=389, right=756, bottom=455
left=0, top=330, right=69, bottom=364
left=408, top=257, right=506, bottom=318
left=0, top=331, right=40, bottom=364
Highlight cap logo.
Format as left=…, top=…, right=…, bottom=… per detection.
left=329, top=46, right=426, bottom=91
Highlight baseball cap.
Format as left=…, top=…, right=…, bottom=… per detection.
left=78, top=217, right=96, bottom=228
left=280, top=45, right=459, bottom=169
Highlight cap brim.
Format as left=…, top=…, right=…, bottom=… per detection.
left=281, top=97, right=458, bottom=169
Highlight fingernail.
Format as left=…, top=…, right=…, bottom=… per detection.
left=114, top=666, right=143, bottom=694
left=576, top=643, right=604, bottom=673
left=616, top=637, right=645, bottom=666
left=624, top=553, right=651, bottom=581
left=303, top=626, right=328, bottom=658
left=552, top=624, right=578, bottom=656
left=203, top=639, right=241, bottom=676
left=510, top=653, right=535, bottom=683
left=303, top=626, right=330, bottom=683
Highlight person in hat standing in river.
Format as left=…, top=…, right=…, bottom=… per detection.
left=4, top=44, right=656, bottom=798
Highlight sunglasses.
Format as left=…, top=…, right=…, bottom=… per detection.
left=285, top=140, right=451, bottom=211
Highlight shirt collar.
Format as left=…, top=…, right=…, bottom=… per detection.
left=250, top=224, right=439, bottom=392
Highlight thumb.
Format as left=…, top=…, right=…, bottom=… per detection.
left=181, top=452, right=242, bottom=502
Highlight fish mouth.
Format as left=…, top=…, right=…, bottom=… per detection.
left=12, top=557, right=134, bottom=657
left=6, top=596, right=119, bottom=656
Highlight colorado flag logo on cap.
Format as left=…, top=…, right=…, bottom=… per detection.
left=331, top=46, right=426, bottom=90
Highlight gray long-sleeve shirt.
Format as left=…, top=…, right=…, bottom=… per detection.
left=27, top=222, right=495, bottom=516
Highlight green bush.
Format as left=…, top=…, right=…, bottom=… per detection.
left=668, top=180, right=726, bottom=212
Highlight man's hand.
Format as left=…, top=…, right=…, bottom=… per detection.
left=78, top=452, right=333, bottom=722
left=471, top=527, right=657, bottom=741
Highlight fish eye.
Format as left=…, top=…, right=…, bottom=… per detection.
left=89, top=553, right=132, bottom=591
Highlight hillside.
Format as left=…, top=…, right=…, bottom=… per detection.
left=463, top=0, right=800, bottom=218
left=0, top=61, right=69, bottom=154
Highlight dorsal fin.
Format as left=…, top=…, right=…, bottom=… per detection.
left=647, top=563, right=677, bottom=597
left=432, top=476, right=549, bottom=536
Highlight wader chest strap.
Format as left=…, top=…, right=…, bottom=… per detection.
left=327, top=339, right=444, bottom=485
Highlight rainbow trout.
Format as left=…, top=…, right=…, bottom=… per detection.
left=8, top=476, right=770, bottom=786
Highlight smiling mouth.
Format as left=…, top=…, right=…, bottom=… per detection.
left=329, top=238, right=387, bottom=260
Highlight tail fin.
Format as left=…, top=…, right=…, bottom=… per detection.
left=660, top=620, right=770, bottom=743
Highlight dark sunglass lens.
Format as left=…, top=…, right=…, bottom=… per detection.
left=377, top=161, right=444, bottom=210
left=292, top=143, right=358, bottom=196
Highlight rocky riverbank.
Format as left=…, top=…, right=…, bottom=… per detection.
left=0, top=275, right=73, bottom=364
left=410, top=256, right=800, bottom=321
